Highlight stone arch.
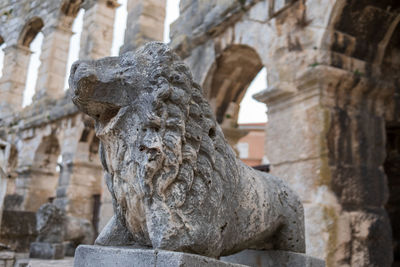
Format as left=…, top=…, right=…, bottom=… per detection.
left=24, top=134, right=61, bottom=211
left=18, top=17, right=44, bottom=47
left=205, top=44, right=264, bottom=125
left=202, top=44, right=266, bottom=155
left=64, top=8, right=85, bottom=90
left=17, top=17, right=45, bottom=107
left=33, top=135, right=61, bottom=171
left=326, top=0, right=400, bottom=73
left=0, top=18, right=44, bottom=113
left=318, top=2, right=400, bottom=265
left=61, top=0, right=84, bottom=19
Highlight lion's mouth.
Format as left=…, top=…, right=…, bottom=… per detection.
left=139, top=146, right=163, bottom=167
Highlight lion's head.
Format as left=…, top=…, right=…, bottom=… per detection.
left=70, top=42, right=240, bottom=255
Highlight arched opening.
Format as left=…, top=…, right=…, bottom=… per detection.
left=18, top=17, right=44, bottom=107
left=0, top=36, right=5, bottom=78
left=111, top=0, right=127, bottom=56
left=61, top=0, right=83, bottom=17
left=205, top=45, right=268, bottom=168
left=18, top=17, right=44, bottom=48
left=236, top=68, right=268, bottom=168
left=207, top=45, right=264, bottom=124
left=25, top=135, right=60, bottom=211
left=64, top=8, right=85, bottom=89
left=164, top=0, right=180, bottom=43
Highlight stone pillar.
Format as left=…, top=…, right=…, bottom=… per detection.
left=255, top=65, right=393, bottom=266
left=0, top=45, right=31, bottom=116
left=255, top=72, right=336, bottom=262
left=15, top=168, right=59, bottom=212
left=54, top=122, right=102, bottom=222
left=120, top=0, right=166, bottom=53
left=34, top=24, right=73, bottom=100
left=55, top=160, right=102, bottom=221
left=79, top=0, right=119, bottom=60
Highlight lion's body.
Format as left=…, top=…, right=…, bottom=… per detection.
left=70, top=42, right=305, bottom=257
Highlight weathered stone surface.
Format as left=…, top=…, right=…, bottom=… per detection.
left=0, top=251, right=15, bottom=267
left=221, top=249, right=325, bottom=267
left=35, top=203, right=65, bottom=244
left=29, top=203, right=65, bottom=259
left=29, top=203, right=94, bottom=258
left=120, top=0, right=166, bottom=53
left=0, top=210, right=37, bottom=252
left=170, top=0, right=262, bottom=57
left=74, top=245, right=242, bottom=267
left=29, top=242, right=64, bottom=260
left=75, top=245, right=325, bottom=267
left=17, top=257, right=74, bottom=267
left=70, top=42, right=305, bottom=257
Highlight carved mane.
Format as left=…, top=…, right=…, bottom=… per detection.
left=132, top=43, right=239, bottom=209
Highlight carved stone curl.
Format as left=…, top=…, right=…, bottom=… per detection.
left=69, top=42, right=305, bottom=258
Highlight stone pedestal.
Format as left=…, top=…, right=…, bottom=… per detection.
left=221, top=249, right=325, bottom=267
left=29, top=242, right=64, bottom=260
left=0, top=251, right=15, bottom=267
left=74, top=245, right=325, bottom=267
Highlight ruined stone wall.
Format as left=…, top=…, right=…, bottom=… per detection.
left=170, top=0, right=400, bottom=266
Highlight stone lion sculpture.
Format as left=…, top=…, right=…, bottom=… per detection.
left=69, top=42, right=305, bottom=258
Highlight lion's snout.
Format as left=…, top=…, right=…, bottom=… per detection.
left=69, top=61, right=99, bottom=96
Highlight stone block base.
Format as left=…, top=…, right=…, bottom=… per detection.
left=221, top=249, right=325, bottom=267
left=0, top=251, right=15, bottom=267
left=29, top=242, right=64, bottom=260
left=74, top=245, right=325, bottom=267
